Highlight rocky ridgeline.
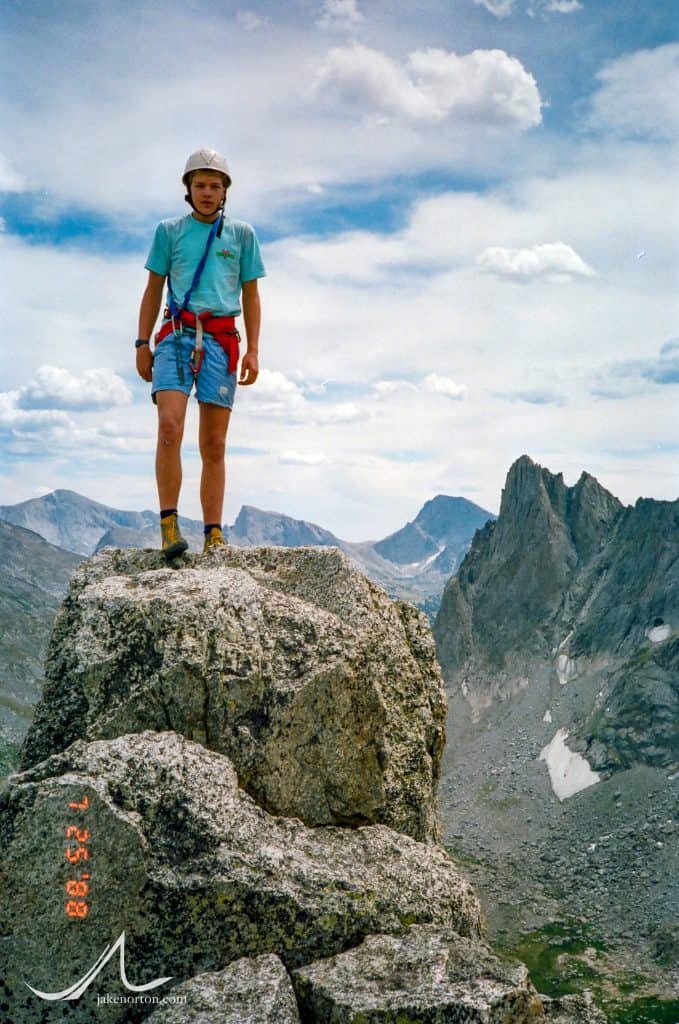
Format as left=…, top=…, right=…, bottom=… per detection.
left=0, top=488, right=495, bottom=618
left=433, top=456, right=678, bottom=999
left=435, top=455, right=678, bottom=772
left=1, top=545, right=604, bottom=1022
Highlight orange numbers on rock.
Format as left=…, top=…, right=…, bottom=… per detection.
left=65, top=879, right=90, bottom=897
left=65, top=900, right=89, bottom=918
left=65, top=845, right=89, bottom=863
left=64, top=793, right=91, bottom=919
left=65, top=826, right=89, bottom=843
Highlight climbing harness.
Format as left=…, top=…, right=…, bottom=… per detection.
left=156, top=311, right=240, bottom=375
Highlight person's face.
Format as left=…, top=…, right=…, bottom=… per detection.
left=190, top=171, right=227, bottom=218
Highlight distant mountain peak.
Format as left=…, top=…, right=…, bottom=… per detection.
left=0, top=489, right=158, bottom=556
left=374, top=495, right=494, bottom=567
left=435, top=455, right=679, bottom=790
left=230, top=505, right=340, bottom=548
left=0, top=488, right=495, bottom=618
left=436, top=457, right=630, bottom=679
left=500, top=457, right=623, bottom=544
left=500, top=455, right=563, bottom=516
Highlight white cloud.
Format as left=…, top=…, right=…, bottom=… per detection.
left=477, top=242, right=595, bottom=281
left=15, top=365, right=132, bottom=412
left=591, top=339, right=679, bottom=399
left=543, top=0, right=581, bottom=11
left=312, top=402, right=365, bottom=424
left=0, top=361, right=141, bottom=459
left=650, top=339, right=679, bottom=384
left=316, top=43, right=542, bottom=130
left=239, top=369, right=367, bottom=425
left=473, top=0, right=516, bottom=16
left=302, top=379, right=334, bottom=395
left=0, top=393, right=72, bottom=434
left=0, top=153, right=25, bottom=191
left=248, top=367, right=301, bottom=399
left=476, top=0, right=582, bottom=14
left=423, top=374, right=466, bottom=400
left=236, top=10, right=265, bottom=31
left=317, top=43, right=440, bottom=121
left=0, top=8, right=549, bottom=220
left=372, top=377, right=466, bottom=402
left=317, top=0, right=364, bottom=31
left=0, top=389, right=147, bottom=456
left=588, top=44, right=679, bottom=141
left=372, top=380, right=419, bottom=397
left=1, top=4, right=678, bottom=541
left=1, top=30, right=678, bottom=529
left=279, top=451, right=328, bottom=465
left=497, top=388, right=566, bottom=406
left=238, top=368, right=307, bottom=418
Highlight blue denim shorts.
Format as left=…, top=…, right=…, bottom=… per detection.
left=152, top=332, right=237, bottom=408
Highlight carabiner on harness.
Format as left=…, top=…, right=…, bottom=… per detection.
left=189, top=315, right=205, bottom=377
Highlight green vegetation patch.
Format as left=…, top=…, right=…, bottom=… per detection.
left=0, top=734, right=21, bottom=780
left=497, top=921, right=679, bottom=1023
left=475, top=778, right=521, bottom=810
left=498, top=920, right=604, bottom=996
left=442, top=844, right=487, bottom=869
left=623, top=645, right=654, bottom=671
left=607, top=996, right=679, bottom=1024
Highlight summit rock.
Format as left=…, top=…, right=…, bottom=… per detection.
left=1, top=731, right=482, bottom=1024
left=21, top=545, right=446, bottom=841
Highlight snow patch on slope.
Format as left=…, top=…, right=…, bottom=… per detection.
left=555, top=653, right=577, bottom=685
left=647, top=622, right=671, bottom=643
left=539, top=727, right=600, bottom=801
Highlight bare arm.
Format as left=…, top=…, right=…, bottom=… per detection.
left=239, top=278, right=261, bottom=385
left=135, top=271, right=165, bottom=382
left=138, top=271, right=166, bottom=340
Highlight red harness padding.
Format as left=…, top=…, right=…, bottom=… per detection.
left=155, top=310, right=240, bottom=373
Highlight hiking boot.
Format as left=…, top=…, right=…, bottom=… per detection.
left=160, top=513, right=188, bottom=558
left=203, top=527, right=225, bottom=553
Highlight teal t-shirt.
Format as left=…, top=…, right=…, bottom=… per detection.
left=145, top=213, right=266, bottom=317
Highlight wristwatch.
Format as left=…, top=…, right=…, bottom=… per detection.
left=135, top=338, right=150, bottom=348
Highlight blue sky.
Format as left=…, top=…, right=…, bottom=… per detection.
left=0, top=0, right=677, bottom=538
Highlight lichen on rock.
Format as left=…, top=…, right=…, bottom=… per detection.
left=21, top=546, right=446, bottom=842
left=291, top=924, right=546, bottom=1022
left=144, top=954, right=300, bottom=1023
left=1, top=731, right=482, bottom=1023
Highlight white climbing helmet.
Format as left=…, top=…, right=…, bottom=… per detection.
left=182, top=148, right=231, bottom=187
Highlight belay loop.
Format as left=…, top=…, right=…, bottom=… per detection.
left=189, top=313, right=207, bottom=376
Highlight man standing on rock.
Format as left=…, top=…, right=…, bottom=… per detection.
left=135, top=148, right=265, bottom=557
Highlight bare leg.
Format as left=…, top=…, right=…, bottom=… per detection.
left=198, top=402, right=231, bottom=524
left=155, top=390, right=189, bottom=510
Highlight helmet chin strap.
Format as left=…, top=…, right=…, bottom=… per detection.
left=184, top=192, right=225, bottom=237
